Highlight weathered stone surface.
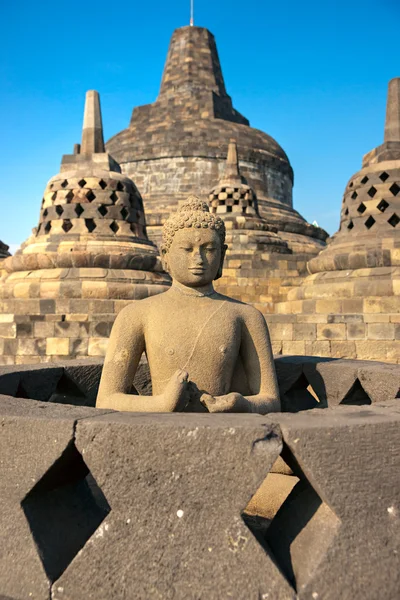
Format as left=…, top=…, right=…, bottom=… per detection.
left=107, top=26, right=327, bottom=253
left=265, top=402, right=400, bottom=599
left=53, top=412, right=292, bottom=600
left=0, top=397, right=111, bottom=600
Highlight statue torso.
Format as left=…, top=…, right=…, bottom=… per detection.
left=143, top=291, right=243, bottom=397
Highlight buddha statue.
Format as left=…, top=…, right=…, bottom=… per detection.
left=97, top=196, right=280, bottom=413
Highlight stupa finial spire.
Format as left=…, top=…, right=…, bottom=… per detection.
left=81, top=90, right=105, bottom=154
left=384, top=78, right=400, bottom=143
left=223, top=139, right=241, bottom=184
left=190, top=0, right=194, bottom=26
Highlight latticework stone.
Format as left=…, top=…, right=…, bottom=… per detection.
left=269, top=78, right=400, bottom=363
left=0, top=91, right=170, bottom=365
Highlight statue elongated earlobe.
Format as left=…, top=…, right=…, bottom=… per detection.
left=160, top=246, right=170, bottom=274
left=215, top=244, right=227, bottom=281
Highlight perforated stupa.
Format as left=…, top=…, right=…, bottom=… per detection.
left=0, top=91, right=170, bottom=365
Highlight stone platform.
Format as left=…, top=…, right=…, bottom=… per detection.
left=0, top=356, right=399, bottom=599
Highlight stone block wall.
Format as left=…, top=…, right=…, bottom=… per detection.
left=0, top=290, right=164, bottom=366
left=267, top=305, right=400, bottom=362
left=123, top=156, right=294, bottom=247
left=215, top=252, right=310, bottom=312
left=0, top=357, right=399, bottom=599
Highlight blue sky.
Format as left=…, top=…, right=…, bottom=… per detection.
left=1, top=0, right=399, bottom=251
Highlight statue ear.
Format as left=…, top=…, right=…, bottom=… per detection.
left=160, top=246, right=170, bottom=274
left=214, top=244, right=227, bottom=281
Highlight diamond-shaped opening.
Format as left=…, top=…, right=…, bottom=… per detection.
left=51, top=192, right=57, bottom=202
left=41, top=198, right=45, bottom=207
left=116, top=182, right=124, bottom=192
left=367, top=186, right=377, bottom=198
left=280, top=373, right=324, bottom=413
left=242, top=443, right=340, bottom=592
left=389, top=183, right=400, bottom=196
left=349, top=181, right=354, bottom=188
left=361, top=176, right=369, bottom=185
left=347, top=220, right=354, bottom=230
left=379, top=172, right=389, bottom=182
left=110, top=191, right=118, bottom=203
left=120, top=207, right=128, bottom=219
left=48, top=372, right=89, bottom=405
left=86, top=190, right=96, bottom=202
left=85, top=218, right=96, bottom=233
left=21, top=442, right=111, bottom=582
left=78, top=179, right=87, bottom=188
left=55, top=205, right=64, bottom=216
left=43, top=209, right=48, bottom=218
left=365, top=215, right=375, bottom=229
left=340, top=378, right=371, bottom=406
left=98, top=205, right=108, bottom=217
left=110, top=221, right=119, bottom=234
left=357, top=203, right=366, bottom=214
left=73, top=204, right=83, bottom=217
left=344, top=208, right=349, bottom=216
left=388, top=213, right=400, bottom=227
left=62, top=219, right=73, bottom=233
left=44, top=222, right=52, bottom=234
left=377, top=199, right=389, bottom=213
left=351, top=191, right=358, bottom=200
left=65, top=190, right=74, bottom=203
left=61, top=180, right=68, bottom=188
left=99, top=179, right=107, bottom=190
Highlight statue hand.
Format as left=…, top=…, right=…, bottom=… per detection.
left=161, top=369, right=192, bottom=412
left=200, top=392, right=249, bottom=413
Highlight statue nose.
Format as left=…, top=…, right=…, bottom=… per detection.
left=193, top=252, right=204, bottom=265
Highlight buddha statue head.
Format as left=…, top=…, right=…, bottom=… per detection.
left=161, top=196, right=227, bottom=286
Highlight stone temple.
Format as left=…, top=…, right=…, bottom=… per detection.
left=0, top=242, right=10, bottom=273
left=269, top=78, right=400, bottom=363
left=0, top=91, right=169, bottom=365
left=107, top=25, right=327, bottom=255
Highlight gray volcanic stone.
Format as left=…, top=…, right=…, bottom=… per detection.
left=0, top=397, right=112, bottom=600
left=266, top=402, right=400, bottom=599
left=53, top=413, right=294, bottom=600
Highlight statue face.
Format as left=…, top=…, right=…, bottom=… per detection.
left=165, top=228, right=223, bottom=287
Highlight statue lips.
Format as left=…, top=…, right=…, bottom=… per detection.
left=189, top=267, right=206, bottom=275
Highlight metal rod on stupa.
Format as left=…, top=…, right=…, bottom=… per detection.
left=190, top=0, right=194, bottom=26
left=81, top=90, right=105, bottom=154
left=384, top=78, right=400, bottom=143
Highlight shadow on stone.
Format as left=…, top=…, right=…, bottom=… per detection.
left=340, top=378, right=372, bottom=406
left=281, top=372, right=325, bottom=412
left=242, top=444, right=340, bottom=592
left=48, top=372, right=89, bottom=406
left=21, top=442, right=110, bottom=582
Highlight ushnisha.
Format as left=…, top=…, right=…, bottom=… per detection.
left=97, top=196, right=280, bottom=413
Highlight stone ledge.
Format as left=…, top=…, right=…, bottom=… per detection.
left=0, top=397, right=398, bottom=599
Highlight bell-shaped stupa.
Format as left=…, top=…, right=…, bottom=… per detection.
left=0, top=91, right=170, bottom=365
left=107, top=25, right=328, bottom=254
left=270, top=78, right=400, bottom=362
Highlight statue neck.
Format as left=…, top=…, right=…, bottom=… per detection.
left=171, top=280, right=216, bottom=298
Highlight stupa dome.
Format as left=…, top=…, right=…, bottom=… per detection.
left=106, top=26, right=327, bottom=253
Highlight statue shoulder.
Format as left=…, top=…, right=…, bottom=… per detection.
left=235, top=301, right=267, bottom=325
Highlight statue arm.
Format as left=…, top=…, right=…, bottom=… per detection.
left=238, top=307, right=281, bottom=413
left=96, top=304, right=151, bottom=411
left=96, top=304, right=191, bottom=413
